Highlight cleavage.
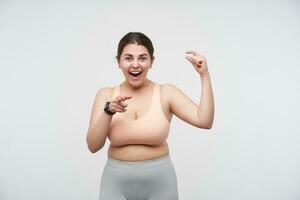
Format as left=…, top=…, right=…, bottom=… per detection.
left=120, top=85, right=154, bottom=120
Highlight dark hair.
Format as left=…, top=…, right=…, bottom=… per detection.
left=116, top=32, right=154, bottom=62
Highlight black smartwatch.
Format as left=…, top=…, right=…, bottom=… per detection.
left=104, top=101, right=116, bottom=115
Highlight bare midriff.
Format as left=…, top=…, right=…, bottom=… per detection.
left=108, top=143, right=169, bottom=161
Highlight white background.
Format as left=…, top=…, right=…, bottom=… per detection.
left=1, top=0, right=299, bottom=199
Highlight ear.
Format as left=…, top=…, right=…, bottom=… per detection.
left=151, top=56, right=155, bottom=66
left=116, top=58, right=121, bottom=68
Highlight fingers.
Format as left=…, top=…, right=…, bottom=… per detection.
left=185, top=51, right=205, bottom=65
left=185, top=54, right=198, bottom=64
left=119, top=96, right=132, bottom=106
left=185, top=50, right=199, bottom=57
left=122, top=96, right=132, bottom=101
left=110, top=95, right=132, bottom=113
left=185, top=50, right=209, bottom=75
left=114, top=104, right=127, bottom=112
left=110, top=100, right=126, bottom=113
left=185, top=56, right=193, bottom=65
left=115, top=96, right=131, bottom=102
left=112, top=98, right=126, bottom=107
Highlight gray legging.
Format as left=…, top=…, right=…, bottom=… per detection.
left=99, top=153, right=179, bottom=200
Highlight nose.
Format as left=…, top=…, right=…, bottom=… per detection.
left=131, top=59, right=140, bottom=68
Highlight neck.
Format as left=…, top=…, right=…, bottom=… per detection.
left=121, top=79, right=153, bottom=92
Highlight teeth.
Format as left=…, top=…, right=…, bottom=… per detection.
left=130, top=71, right=141, bottom=74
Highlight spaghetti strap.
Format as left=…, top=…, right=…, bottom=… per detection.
left=111, top=85, right=120, bottom=100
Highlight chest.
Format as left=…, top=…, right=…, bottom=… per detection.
left=123, top=91, right=154, bottom=120
left=113, top=85, right=172, bottom=122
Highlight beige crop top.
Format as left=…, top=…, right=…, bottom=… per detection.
left=108, top=83, right=171, bottom=147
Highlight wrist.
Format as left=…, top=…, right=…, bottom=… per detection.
left=104, top=101, right=116, bottom=115
left=199, top=71, right=210, bottom=79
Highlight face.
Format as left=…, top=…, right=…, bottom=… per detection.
left=118, top=43, right=154, bottom=87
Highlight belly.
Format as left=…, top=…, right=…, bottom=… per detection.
left=108, top=143, right=169, bottom=161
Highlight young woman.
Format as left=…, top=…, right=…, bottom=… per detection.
left=86, top=32, right=214, bottom=199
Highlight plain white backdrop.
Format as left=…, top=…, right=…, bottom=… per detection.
left=1, top=0, right=299, bottom=199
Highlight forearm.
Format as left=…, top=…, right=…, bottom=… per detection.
left=86, top=112, right=112, bottom=153
left=198, top=71, right=214, bottom=128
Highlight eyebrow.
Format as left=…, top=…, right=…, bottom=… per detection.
left=124, top=54, right=148, bottom=57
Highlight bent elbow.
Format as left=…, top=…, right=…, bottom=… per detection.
left=87, top=144, right=103, bottom=153
left=86, top=142, right=96, bottom=153
left=200, top=125, right=212, bottom=129
left=205, top=125, right=212, bottom=129
left=197, top=122, right=213, bottom=130
left=203, top=121, right=213, bottom=129
left=86, top=136, right=103, bottom=154
left=88, top=146, right=97, bottom=153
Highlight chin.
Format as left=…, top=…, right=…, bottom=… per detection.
left=129, top=78, right=147, bottom=86
left=130, top=80, right=143, bottom=85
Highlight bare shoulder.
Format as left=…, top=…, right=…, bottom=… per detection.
left=88, top=86, right=115, bottom=128
left=160, top=83, right=180, bottom=97
left=95, top=86, right=115, bottom=101
left=159, top=83, right=181, bottom=108
left=160, top=83, right=179, bottom=89
left=160, top=83, right=203, bottom=128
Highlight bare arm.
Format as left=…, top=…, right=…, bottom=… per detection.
left=166, top=77, right=214, bottom=129
left=167, top=50, right=214, bottom=129
left=86, top=88, right=131, bottom=153
left=197, top=72, right=214, bottom=128
left=86, top=88, right=112, bottom=153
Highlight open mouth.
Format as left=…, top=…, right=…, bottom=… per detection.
left=129, top=71, right=142, bottom=78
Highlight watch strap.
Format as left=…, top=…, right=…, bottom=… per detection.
left=104, top=101, right=116, bottom=115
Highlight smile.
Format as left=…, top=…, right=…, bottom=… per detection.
left=129, top=71, right=142, bottom=77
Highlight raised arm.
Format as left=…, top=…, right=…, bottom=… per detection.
left=166, top=50, right=214, bottom=129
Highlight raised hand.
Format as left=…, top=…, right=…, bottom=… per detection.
left=185, top=50, right=208, bottom=75
left=109, top=96, right=132, bottom=113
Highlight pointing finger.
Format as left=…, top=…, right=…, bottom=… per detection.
left=119, top=96, right=132, bottom=106
left=122, top=96, right=132, bottom=101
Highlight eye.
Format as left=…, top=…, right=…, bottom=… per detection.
left=125, top=57, right=132, bottom=61
left=140, top=57, right=147, bottom=61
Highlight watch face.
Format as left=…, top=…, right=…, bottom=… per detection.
left=104, top=101, right=115, bottom=115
